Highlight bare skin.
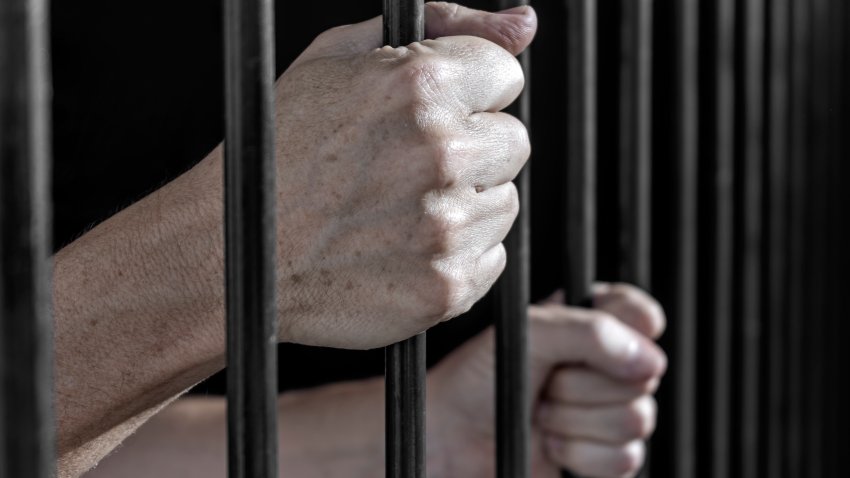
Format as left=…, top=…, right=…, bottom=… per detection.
left=85, top=283, right=667, bottom=478
left=55, top=3, right=537, bottom=476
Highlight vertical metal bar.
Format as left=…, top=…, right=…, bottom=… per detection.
left=561, top=1, right=595, bottom=476
left=764, top=0, right=790, bottom=476
left=785, top=0, right=810, bottom=475
left=672, top=0, right=700, bottom=476
left=706, top=0, right=736, bottom=475
left=617, top=3, right=652, bottom=473
left=383, top=2, right=425, bottom=478
left=495, top=0, right=531, bottom=477
left=618, top=0, right=653, bottom=291
left=805, top=0, right=829, bottom=474
left=0, top=0, right=53, bottom=476
left=223, top=0, right=278, bottom=473
left=737, top=1, right=765, bottom=476
left=563, top=0, right=596, bottom=306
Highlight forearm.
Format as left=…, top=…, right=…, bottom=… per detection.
left=85, top=376, right=453, bottom=478
left=55, top=149, right=226, bottom=476
left=85, top=380, right=386, bottom=478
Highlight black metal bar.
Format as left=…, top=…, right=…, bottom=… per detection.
left=785, top=0, right=811, bottom=475
left=617, top=3, right=652, bottom=474
left=383, top=1, right=425, bottom=477
left=763, top=0, right=790, bottom=475
left=563, top=0, right=596, bottom=307
left=805, top=0, right=829, bottom=475
left=704, top=0, right=735, bottom=475
left=671, top=0, right=699, bottom=476
left=0, top=0, right=53, bottom=476
left=495, top=0, right=531, bottom=477
left=561, top=1, right=595, bottom=476
left=223, top=0, right=278, bottom=474
left=617, top=0, right=652, bottom=291
left=736, top=1, right=765, bottom=476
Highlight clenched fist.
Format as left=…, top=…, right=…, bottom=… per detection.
left=261, top=3, right=537, bottom=348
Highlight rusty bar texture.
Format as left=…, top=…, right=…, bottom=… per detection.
left=223, top=0, right=278, bottom=474
left=561, top=0, right=596, bottom=475
left=495, top=0, right=531, bottom=477
left=0, top=0, right=54, bottom=476
left=383, top=1, right=426, bottom=477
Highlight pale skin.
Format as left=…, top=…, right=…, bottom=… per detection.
left=85, top=283, right=666, bottom=478
left=54, top=3, right=666, bottom=477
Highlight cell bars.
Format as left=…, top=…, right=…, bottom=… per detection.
left=222, top=0, right=279, bottom=475
left=1, top=0, right=848, bottom=477
left=0, top=0, right=54, bottom=477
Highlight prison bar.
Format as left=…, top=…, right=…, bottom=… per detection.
left=704, top=0, right=736, bottom=475
left=0, top=0, right=54, bottom=476
left=222, top=0, right=279, bottom=474
left=736, top=0, right=765, bottom=476
left=660, top=0, right=700, bottom=476
left=785, top=0, right=810, bottom=474
left=764, top=0, right=790, bottom=475
left=494, top=0, right=531, bottom=476
left=383, top=1, right=426, bottom=477
left=561, top=2, right=595, bottom=477
left=617, top=0, right=653, bottom=290
left=804, top=0, right=830, bottom=475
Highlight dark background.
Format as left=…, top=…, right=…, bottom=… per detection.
left=51, top=0, right=849, bottom=477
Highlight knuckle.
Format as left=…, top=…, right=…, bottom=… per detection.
left=415, top=208, right=463, bottom=256
left=398, top=56, right=447, bottom=106
left=501, top=182, right=520, bottom=219
left=585, top=311, right=619, bottom=346
left=415, top=265, right=458, bottom=323
left=425, top=137, right=460, bottom=189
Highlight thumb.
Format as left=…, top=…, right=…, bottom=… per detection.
left=292, top=2, right=536, bottom=67
left=426, top=2, right=537, bottom=56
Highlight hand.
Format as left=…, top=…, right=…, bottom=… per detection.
left=258, top=2, right=537, bottom=349
left=428, top=283, right=667, bottom=477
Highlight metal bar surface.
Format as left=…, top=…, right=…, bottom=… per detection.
left=737, top=1, right=765, bottom=476
left=706, top=0, right=735, bottom=475
left=764, top=0, right=790, bottom=475
left=617, top=0, right=653, bottom=290
left=804, top=0, right=830, bottom=474
left=562, top=0, right=596, bottom=476
left=383, top=1, right=425, bottom=477
left=495, top=0, right=531, bottom=477
left=785, top=0, right=811, bottom=475
left=223, top=0, right=278, bottom=474
left=0, top=0, right=54, bottom=476
left=671, top=0, right=699, bottom=476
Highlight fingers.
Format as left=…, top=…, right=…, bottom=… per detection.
left=546, top=367, right=660, bottom=406
left=295, top=2, right=537, bottom=67
left=592, top=283, right=667, bottom=339
left=529, top=305, right=667, bottom=382
left=425, top=2, right=538, bottom=56
left=544, top=436, right=645, bottom=478
left=461, top=112, right=530, bottom=191
left=538, top=396, right=657, bottom=445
